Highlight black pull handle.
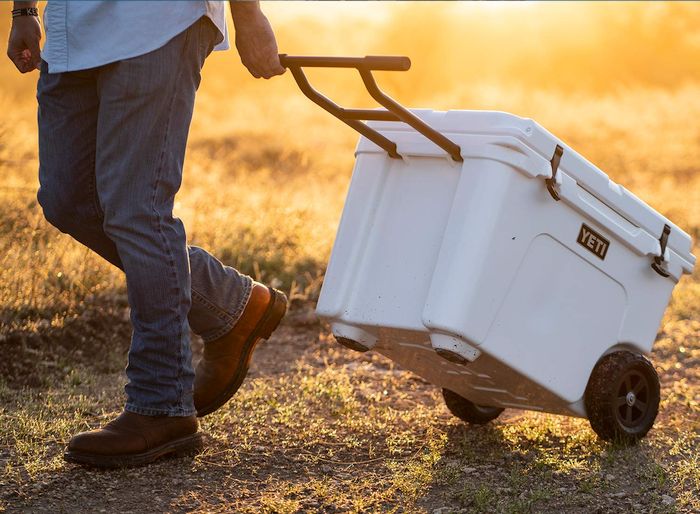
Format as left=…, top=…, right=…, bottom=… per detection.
left=279, top=55, right=411, bottom=71
left=279, top=54, right=463, bottom=162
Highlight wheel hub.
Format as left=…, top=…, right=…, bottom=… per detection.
left=616, top=370, right=649, bottom=428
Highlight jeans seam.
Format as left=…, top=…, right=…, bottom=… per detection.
left=88, top=150, right=103, bottom=220
left=146, top=25, right=194, bottom=414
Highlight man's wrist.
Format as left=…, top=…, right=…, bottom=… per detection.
left=12, top=1, right=38, bottom=20
left=230, top=1, right=263, bottom=25
left=12, top=7, right=39, bottom=19
left=13, top=1, right=38, bottom=8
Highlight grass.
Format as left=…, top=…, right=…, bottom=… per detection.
left=1, top=3, right=700, bottom=512
left=4, top=341, right=694, bottom=513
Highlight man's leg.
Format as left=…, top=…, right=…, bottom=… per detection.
left=38, top=17, right=285, bottom=468
left=91, top=18, right=219, bottom=416
left=38, top=17, right=285, bottom=428
left=37, top=61, right=253, bottom=348
left=37, top=20, right=210, bottom=466
left=36, top=62, right=105, bottom=255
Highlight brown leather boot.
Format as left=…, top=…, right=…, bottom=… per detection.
left=64, top=411, right=202, bottom=468
left=194, top=282, right=287, bottom=417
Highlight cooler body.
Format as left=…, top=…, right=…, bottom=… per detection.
left=316, top=110, right=695, bottom=418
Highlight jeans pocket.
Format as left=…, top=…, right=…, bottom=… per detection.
left=198, top=16, right=219, bottom=60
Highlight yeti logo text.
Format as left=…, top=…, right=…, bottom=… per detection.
left=577, top=224, right=609, bottom=260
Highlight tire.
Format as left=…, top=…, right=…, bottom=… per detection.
left=334, top=336, right=369, bottom=353
left=584, top=351, right=660, bottom=445
left=442, top=388, right=504, bottom=425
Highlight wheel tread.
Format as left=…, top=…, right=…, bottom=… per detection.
left=442, top=388, right=504, bottom=425
left=584, top=351, right=660, bottom=445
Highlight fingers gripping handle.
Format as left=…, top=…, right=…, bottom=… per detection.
left=279, top=54, right=463, bottom=162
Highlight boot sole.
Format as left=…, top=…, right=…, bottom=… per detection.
left=196, top=287, right=288, bottom=417
left=63, top=432, right=203, bottom=469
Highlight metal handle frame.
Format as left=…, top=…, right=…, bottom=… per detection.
left=279, top=54, right=463, bottom=162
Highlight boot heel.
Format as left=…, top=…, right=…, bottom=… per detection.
left=260, top=289, right=288, bottom=339
left=172, top=433, right=204, bottom=457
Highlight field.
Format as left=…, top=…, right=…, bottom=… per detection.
left=1, top=2, right=699, bottom=513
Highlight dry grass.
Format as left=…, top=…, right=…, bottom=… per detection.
left=1, top=2, right=699, bottom=513
left=0, top=320, right=697, bottom=513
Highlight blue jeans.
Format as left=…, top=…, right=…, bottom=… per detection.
left=36, top=17, right=252, bottom=416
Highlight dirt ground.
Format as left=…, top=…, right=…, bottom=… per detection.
left=1, top=301, right=698, bottom=514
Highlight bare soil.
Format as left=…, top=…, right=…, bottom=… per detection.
left=1, top=302, right=698, bottom=513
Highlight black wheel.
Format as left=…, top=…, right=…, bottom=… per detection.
left=584, top=351, right=660, bottom=445
left=334, top=336, right=369, bottom=353
left=435, top=348, right=469, bottom=366
left=442, top=388, right=504, bottom=425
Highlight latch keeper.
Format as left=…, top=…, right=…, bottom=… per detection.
left=651, top=224, right=671, bottom=278
left=546, top=145, right=564, bottom=201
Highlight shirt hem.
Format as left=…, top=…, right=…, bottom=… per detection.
left=44, top=13, right=228, bottom=74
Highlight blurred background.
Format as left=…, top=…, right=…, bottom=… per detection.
left=1, top=0, right=699, bottom=365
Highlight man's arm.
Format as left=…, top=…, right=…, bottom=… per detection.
left=230, top=1, right=284, bottom=79
left=6, top=0, right=41, bottom=73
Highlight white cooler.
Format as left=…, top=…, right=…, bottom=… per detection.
left=280, top=55, right=696, bottom=443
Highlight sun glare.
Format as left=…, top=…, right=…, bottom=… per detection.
left=267, top=1, right=392, bottom=22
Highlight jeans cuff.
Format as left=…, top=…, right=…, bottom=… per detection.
left=125, top=402, right=196, bottom=417
left=200, top=275, right=254, bottom=344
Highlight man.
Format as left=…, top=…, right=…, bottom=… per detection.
left=7, top=0, right=287, bottom=468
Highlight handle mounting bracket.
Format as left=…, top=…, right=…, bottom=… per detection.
left=651, top=224, right=672, bottom=278
left=546, top=145, right=564, bottom=201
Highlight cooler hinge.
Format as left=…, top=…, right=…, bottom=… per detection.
left=546, top=145, right=564, bottom=201
left=651, top=224, right=671, bottom=278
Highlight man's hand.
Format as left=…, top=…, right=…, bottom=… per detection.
left=7, top=14, right=42, bottom=73
left=231, top=1, right=285, bottom=79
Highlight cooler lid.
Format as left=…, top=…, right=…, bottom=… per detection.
left=361, top=109, right=696, bottom=276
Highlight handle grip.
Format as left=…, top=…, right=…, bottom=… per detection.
left=279, top=55, right=411, bottom=71
left=279, top=54, right=462, bottom=162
